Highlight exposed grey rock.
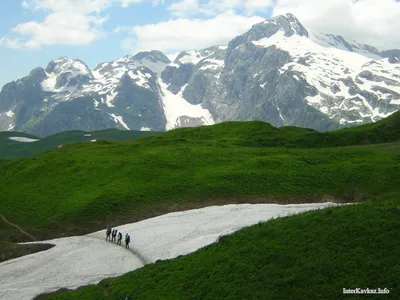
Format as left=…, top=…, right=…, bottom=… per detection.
left=173, top=116, right=207, bottom=129
left=380, top=49, right=400, bottom=64
left=359, top=70, right=374, bottom=80
left=133, top=50, right=171, bottom=64
left=111, top=68, right=166, bottom=131
left=161, top=64, right=194, bottom=94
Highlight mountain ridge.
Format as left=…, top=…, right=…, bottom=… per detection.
left=1, top=13, right=399, bottom=136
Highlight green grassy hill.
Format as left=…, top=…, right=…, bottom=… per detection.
left=0, top=112, right=399, bottom=243
left=42, top=194, right=400, bottom=300
left=152, top=111, right=400, bottom=148
left=1, top=112, right=399, bottom=298
left=0, top=129, right=159, bottom=160
left=1, top=111, right=400, bottom=160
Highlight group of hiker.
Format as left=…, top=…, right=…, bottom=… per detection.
left=106, top=225, right=131, bottom=249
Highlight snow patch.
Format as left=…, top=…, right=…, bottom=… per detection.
left=391, top=99, right=400, bottom=105
left=177, top=51, right=208, bottom=65
left=277, top=107, right=284, bottom=121
left=140, top=127, right=152, bottom=131
left=106, top=90, right=118, bottom=108
left=0, top=203, right=341, bottom=300
left=178, top=84, right=188, bottom=96
left=109, top=113, right=130, bottom=130
left=9, top=137, right=39, bottom=143
left=128, top=70, right=151, bottom=89
left=158, top=79, right=214, bottom=130
left=198, top=59, right=224, bottom=71
left=5, top=110, right=14, bottom=117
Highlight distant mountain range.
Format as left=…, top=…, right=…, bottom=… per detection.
left=0, top=13, right=399, bottom=136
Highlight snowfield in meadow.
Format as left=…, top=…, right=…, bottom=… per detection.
left=0, top=202, right=341, bottom=300
left=8, top=137, right=40, bottom=143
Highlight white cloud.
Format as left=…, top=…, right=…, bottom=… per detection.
left=121, top=0, right=164, bottom=7
left=2, top=0, right=400, bottom=53
left=169, top=0, right=273, bottom=16
left=121, top=11, right=264, bottom=53
left=0, top=37, right=22, bottom=49
left=12, top=12, right=108, bottom=48
left=0, top=0, right=113, bottom=49
left=272, top=0, right=400, bottom=49
left=244, top=0, right=273, bottom=14
left=25, top=0, right=113, bottom=13
left=165, top=0, right=400, bottom=49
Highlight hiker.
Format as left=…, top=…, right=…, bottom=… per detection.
left=117, top=232, right=122, bottom=245
left=106, top=226, right=112, bottom=241
left=112, top=229, right=117, bottom=242
left=125, top=233, right=131, bottom=249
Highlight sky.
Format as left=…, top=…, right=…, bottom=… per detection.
left=1, top=0, right=400, bottom=89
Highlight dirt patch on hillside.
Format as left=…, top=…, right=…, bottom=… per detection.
left=0, top=242, right=55, bottom=263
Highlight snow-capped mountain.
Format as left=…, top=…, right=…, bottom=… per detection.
left=0, top=14, right=399, bottom=136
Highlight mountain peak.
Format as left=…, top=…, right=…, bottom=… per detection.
left=45, top=57, right=91, bottom=76
left=133, top=50, right=171, bottom=64
left=267, top=13, right=308, bottom=37
left=228, top=13, right=308, bottom=50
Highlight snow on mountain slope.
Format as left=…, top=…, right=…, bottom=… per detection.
left=309, top=32, right=381, bottom=59
left=252, top=30, right=400, bottom=123
left=89, top=56, right=164, bottom=97
left=1, top=14, right=399, bottom=135
left=0, top=203, right=340, bottom=300
left=198, top=58, right=225, bottom=71
left=158, top=80, right=215, bottom=130
left=41, top=57, right=93, bottom=96
left=175, top=51, right=210, bottom=65
left=127, top=68, right=153, bottom=90
left=109, top=113, right=130, bottom=130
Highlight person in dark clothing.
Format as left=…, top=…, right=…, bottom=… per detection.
left=111, top=229, right=117, bottom=242
left=117, top=232, right=123, bottom=245
left=125, top=233, right=130, bottom=249
left=106, top=226, right=112, bottom=241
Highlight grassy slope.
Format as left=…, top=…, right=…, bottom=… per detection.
left=0, top=139, right=399, bottom=242
left=1, top=111, right=400, bottom=160
left=154, top=111, right=400, bottom=148
left=44, top=194, right=400, bottom=300
left=1, top=113, right=399, bottom=298
left=0, top=129, right=159, bottom=160
left=0, top=113, right=399, bottom=243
